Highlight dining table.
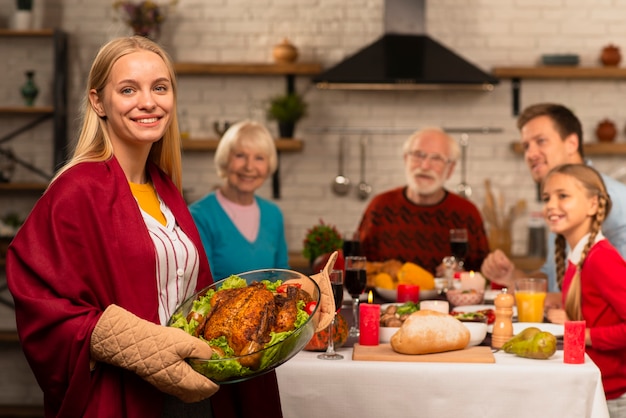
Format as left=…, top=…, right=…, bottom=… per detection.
left=275, top=300, right=610, bottom=418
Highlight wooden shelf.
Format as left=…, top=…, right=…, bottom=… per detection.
left=0, top=106, right=54, bottom=115
left=0, top=330, right=19, bottom=343
left=493, top=66, right=626, bottom=115
left=0, top=183, right=48, bottom=192
left=174, top=62, right=322, bottom=76
left=182, top=138, right=304, bottom=152
left=0, top=28, right=54, bottom=37
left=493, top=66, right=626, bottom=79
left=511, top=142, right=626, bottom=155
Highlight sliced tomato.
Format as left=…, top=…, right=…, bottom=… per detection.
left=304, top=301, right=317, bottom=315
left=276, top=283, right=302, bottom=293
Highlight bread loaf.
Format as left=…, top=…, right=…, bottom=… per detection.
left=390, top=310, right=470, bottom=354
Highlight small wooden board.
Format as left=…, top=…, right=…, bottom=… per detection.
left=352, top=343, right=495, bottom=363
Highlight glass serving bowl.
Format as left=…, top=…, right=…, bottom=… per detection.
left=167, top=268, right=320, bottom=384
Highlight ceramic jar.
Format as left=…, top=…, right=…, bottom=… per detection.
left=600, top=44, right=621, bottom=67
left=596, top=119, right=617, bottom=142
left=272, top=38, right=298, bottom=64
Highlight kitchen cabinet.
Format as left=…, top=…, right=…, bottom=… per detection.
left=174, top=61, right=322, bottom=197
left=493, top=66, right=626, bottom=116
left=0, top=29, right=69, bottom=184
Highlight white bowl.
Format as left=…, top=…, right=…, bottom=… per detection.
left=461, top=321, right=488, bottom=347
left=379, top=326, right=400, bottom=343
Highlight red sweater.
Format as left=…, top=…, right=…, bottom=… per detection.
left=562, top=239, right=626, bottom=400
left=358, top=187, right=489, bottom=274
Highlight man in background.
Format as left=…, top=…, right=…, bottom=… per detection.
left=481, top=103, right=626, bottom=319
left=358, top=127, right=489, bottom=275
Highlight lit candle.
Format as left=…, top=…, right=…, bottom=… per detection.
left=420, top=300, right=449, bottom=314
left=461, top=271, right=486, bottom=292
left=359, top=291, right=380, bottom=346
left=397, top=284, right=420, bottom=303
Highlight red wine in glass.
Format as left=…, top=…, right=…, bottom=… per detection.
left=332, top=282, right=344, bottom=312
left=345, top=268, right=366, bottom=297
left=449, top=228, right=469, bottom=267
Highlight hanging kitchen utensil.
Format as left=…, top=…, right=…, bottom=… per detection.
left=456, top=133, right=472, bottom=198
left=356, top=136, right=372, bottom=200
left=332, top=136, right=351, bottom=196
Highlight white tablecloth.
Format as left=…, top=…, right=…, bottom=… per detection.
left=276, top=347, right=609, bottom=418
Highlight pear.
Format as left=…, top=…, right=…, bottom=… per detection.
left=502, top=326, right=542, bottom=352
left=504, top=331, right=557, bottom=360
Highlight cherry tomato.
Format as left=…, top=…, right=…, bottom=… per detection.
left=276, top=283, right=302, bottom=293
left=304, top=301, right=317, bottom=315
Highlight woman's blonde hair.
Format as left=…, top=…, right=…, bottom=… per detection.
left=544, top=164, right=611, bottom=321
left=53, top=36, right=183, bottom=190
left=213, top=120, right=278, bottom=178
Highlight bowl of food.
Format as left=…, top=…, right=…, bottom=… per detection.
left=168, top=269, right=321, bottom=384
left=452, top=313, right=488, bottom=347
left=379, top=301, right=420, bottom=343
left=446, top=289, right=484, bottom=307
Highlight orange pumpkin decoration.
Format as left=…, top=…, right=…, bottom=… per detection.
left=304, top=313, right=349, bottom=351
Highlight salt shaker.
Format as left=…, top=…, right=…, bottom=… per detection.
left=491, top=288, right=514, bottom=349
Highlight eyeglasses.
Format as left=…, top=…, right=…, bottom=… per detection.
left=407, top=150, right=451, bottom=168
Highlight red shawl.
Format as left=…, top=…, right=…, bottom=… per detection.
left=7, top=158, right=213, bottom=417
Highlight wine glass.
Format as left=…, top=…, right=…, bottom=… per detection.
left=342, top=230, right=361, bottom=258
left=449, top=228, right=468, bottom=270
left=318, top=270, right=345, bottom=360
left=344, top=255, right=367, bottom=338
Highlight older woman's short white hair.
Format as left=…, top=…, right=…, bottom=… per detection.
left=214, top=120, right=278, bottom=178
left=401, top=127, right=461, bottom=162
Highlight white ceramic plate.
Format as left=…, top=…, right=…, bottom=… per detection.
left=375, top=287, right=439, bottom=302
left=483, top=290, right=502, bottom=302
left=450, top=304, right=516, bottom=316
left=511, top=322, right=564, bottom=337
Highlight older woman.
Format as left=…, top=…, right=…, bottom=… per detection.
left=189, top=119, right=289, bottom=417
left=189, top=119, right=290, bottom=280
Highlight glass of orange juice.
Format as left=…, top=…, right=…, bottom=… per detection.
left=514, top=278, right=547, bottom=322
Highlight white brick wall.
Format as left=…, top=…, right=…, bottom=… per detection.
left=2, top=0, right=626, bottom=256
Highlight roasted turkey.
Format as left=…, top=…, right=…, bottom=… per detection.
left=194, top=282, right=311, bottom=369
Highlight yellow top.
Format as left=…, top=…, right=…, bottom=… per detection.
left=129, top=181, right=167, bottom=226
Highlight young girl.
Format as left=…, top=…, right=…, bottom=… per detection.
left=542, top=163, right=626, bottom=416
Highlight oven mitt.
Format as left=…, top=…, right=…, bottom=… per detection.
left=90, top=304, right=219, bottom=403
left=285, top=251, right=338, bottom=332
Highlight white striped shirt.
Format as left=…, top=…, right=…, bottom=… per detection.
left=138, top=198, right=200, bottom=325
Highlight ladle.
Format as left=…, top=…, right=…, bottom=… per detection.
left=356, top=136, right=372, bottom=200
left=456, top=133, right=472, bottom=198
left=332, top=136, right=351, bottom=196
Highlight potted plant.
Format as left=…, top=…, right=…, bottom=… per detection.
left=266, top=93, right=308, bottom=138
left=16, top=0, right=33, bottom=10
left=302, top=219, right=343, bottom=269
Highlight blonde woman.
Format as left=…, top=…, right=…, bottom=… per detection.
left=542, top=163, right=626, bottom=416
left=7, top=36, right=218, bottom=417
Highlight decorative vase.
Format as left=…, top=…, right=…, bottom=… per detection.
left=600, top=44, right=621, bottom=67
left=596, top=119, right=617, bottom=142
left=272, top=38, right=298, bottom=64
left=20, top=70, right=39, bottom=107
left=12, top=10, right=32, bottom=30
left=278, top=122, right=295, bottom=139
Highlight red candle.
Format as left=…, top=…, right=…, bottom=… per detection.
left=359, top=303, right=380, bottom=346
left=564, top=320, right=586, bottom=364
left=397, top=284, right=420, bottom=303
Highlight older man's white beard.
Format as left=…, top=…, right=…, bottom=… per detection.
left=405, top=168, right=445, bottom=197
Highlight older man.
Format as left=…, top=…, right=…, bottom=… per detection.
left=357, top=128, right=489, bottom=275
left=481, top=103, right=626, bottom=311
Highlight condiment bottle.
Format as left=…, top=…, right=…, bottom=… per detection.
left=491, top=288, right=514, bottom=349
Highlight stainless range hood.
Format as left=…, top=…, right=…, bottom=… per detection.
left=314, top=0, right=498, bottom=91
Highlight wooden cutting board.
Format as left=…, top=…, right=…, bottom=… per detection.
left=352, top=343, right=495, bottom=363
